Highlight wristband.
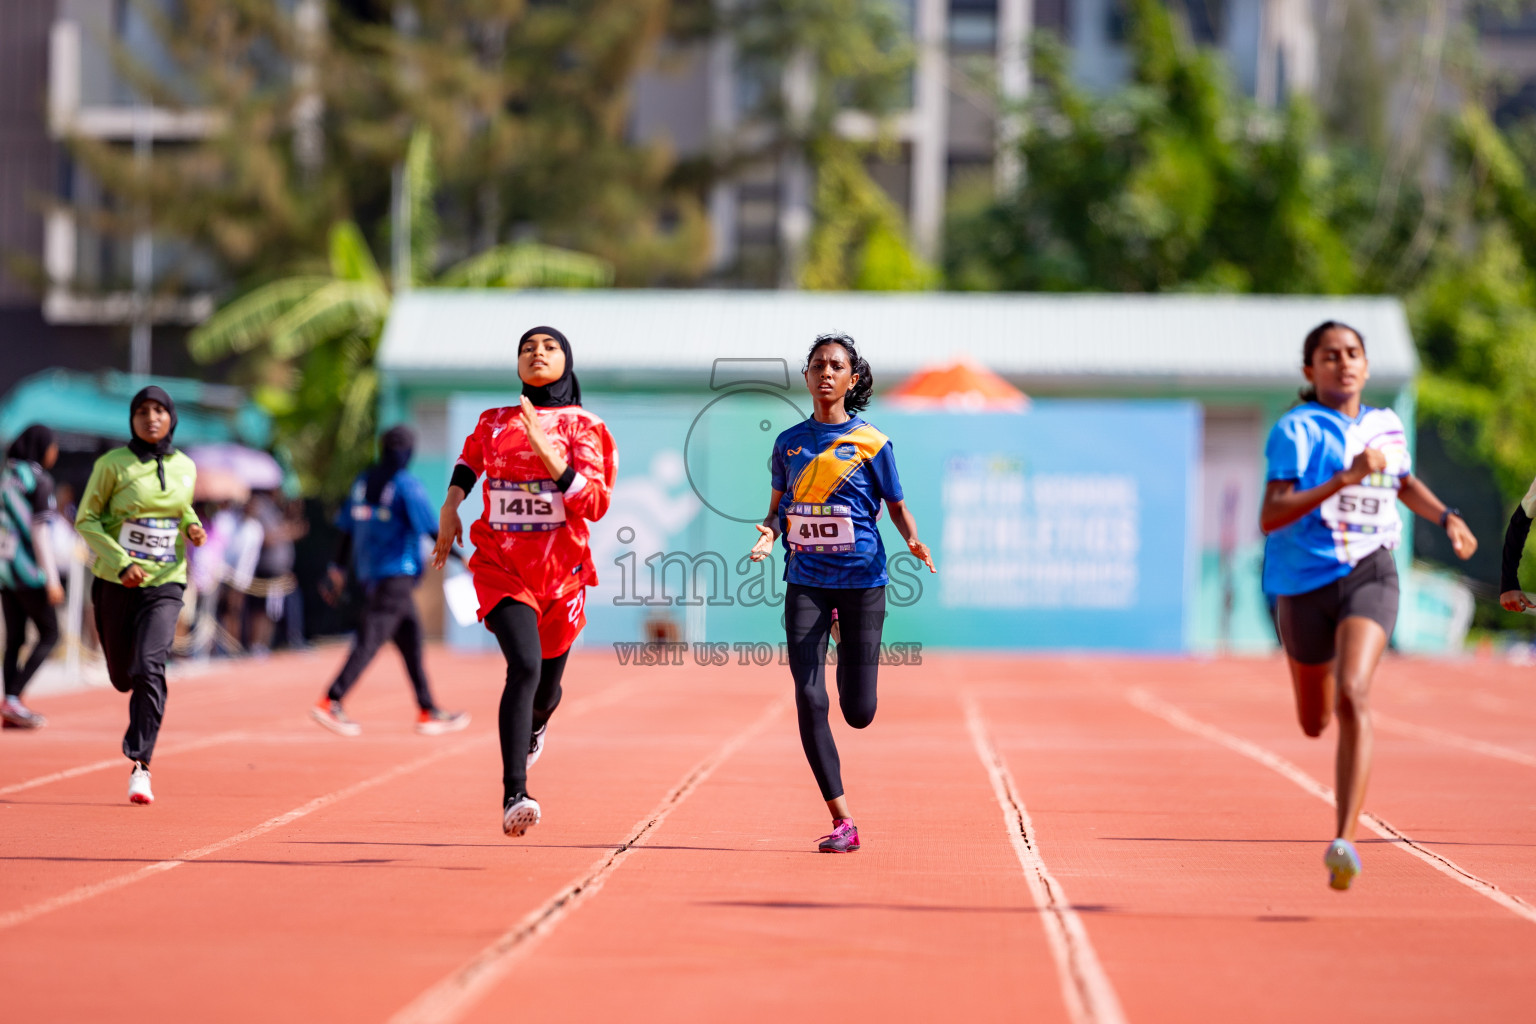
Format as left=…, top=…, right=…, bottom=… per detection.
left=1440, top=507, right=1461, bottom=529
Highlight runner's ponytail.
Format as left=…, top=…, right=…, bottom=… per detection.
left=806, top=333, right=873, bottom=416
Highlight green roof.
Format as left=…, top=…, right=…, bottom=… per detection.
left=0, top=370, right=270, bottom=449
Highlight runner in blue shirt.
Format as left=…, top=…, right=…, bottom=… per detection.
left=1261, top=321, right=1476, bottom=890
left=748, top=333, right=935, bottom=853
left=311, top=426, right=469, bottom=738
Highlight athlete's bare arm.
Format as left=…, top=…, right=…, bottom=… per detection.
left=885, top=499, right=935, bottom=573
left=748, top=489, right=784, bottom=562
left=1398, top=474, right=1477, bottom=560
left=1260, top=448, right=1387, bottom=534
left=432, top=485, right=467, bottom=570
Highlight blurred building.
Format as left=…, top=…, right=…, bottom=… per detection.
left=0, top=0, right=215, bottom=396
left=632, top=0, right=1321, bottom=285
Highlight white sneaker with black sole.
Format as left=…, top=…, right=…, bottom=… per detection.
left=503, top=793, right=540, bottom=837
left=527, top=723, right=547, bottom=768
left=128, top=762, right=154, bottom=805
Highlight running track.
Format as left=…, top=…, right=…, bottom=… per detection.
left=3, top=648, right=1534, bottom=1022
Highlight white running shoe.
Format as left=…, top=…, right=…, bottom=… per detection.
left=311, top=699, right=362, bottom=738
left=128, top=762, right=154, bottom=805
left=527, top=723, right=547, bottom=768
left=416, top=709, right=470, bottom=736
left=503, top=794, right=541, bottom=837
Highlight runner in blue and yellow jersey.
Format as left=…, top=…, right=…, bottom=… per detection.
left=748, top=333, right=935, bottom=854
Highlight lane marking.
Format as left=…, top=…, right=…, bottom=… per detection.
left=961, top=692, right=1127, bottom=1024
left=0, top=731, right=246, bottom=796
left=1375, top=712, right=1536, bottom=770
left=388, top=697, right=787, bottom=1024
left=0, top=670, right=644, bottom=800
left=1126, top=687, right=1536, bottom=926
left=0, top=737, right=489, bottom=931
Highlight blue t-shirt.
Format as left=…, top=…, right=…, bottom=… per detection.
left=1262, top=403, right=1410, bottom=597
left=337, top=470, right=438, bottom=582
left=771, top=415, right=904, bottom=589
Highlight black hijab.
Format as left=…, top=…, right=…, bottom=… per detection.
left=364, top=425, right=415, bottom=505
left=519, top=326, right=581, bottom=408
left=7, top=424, right=55, bottom=466
left=128, top=385, right=178, bottom=490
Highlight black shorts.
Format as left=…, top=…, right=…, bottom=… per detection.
left=1275, top=547, right=1399, bottom=666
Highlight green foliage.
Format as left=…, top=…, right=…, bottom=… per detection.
left=801, top=141, right=935, bottom=291
left=63, top=0, right=709, bottom=295
left=190, top=133, right=614, bottom=498
left=946, top=0, right=1370, bottom=294
left=713, top=0, right=917, bottom=285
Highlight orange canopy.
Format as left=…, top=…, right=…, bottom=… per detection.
left=886, top=359, right=1028, bottom=412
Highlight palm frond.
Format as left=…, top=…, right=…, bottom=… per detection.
left=188, top=275, right=331, bottom=361
left=328, top=221, right=387, bottom=290
left=437, top=242, right=615, bottom=289
left=268, top=279, right=391, bottom=358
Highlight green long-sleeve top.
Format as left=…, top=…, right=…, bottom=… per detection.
left=75, top=447, right=201, bottom=587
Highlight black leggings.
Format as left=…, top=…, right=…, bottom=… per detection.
left=785, top=583, right=886, bottom=802
left=92, top=578, right=184, bottom=765
left=485, top=598, right=569, bottom=802
left=3, top=586, right=60, bottom=698
left=327, top=576, right=436, bottom=711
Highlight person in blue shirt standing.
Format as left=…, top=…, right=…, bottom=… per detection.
left=311, top=426, right=469, bottom=738
left=1261, top=321, right=1476, bottom=891
left=748, top=333, right=935, bottom=854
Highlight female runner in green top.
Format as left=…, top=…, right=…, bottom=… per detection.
left=76, top=386, right=206, bottom=805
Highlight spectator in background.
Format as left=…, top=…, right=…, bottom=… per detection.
left=247, top=491, right=297, bottom=656
left=217, top=498, right=264, bottom=654
left=0, top=425, right=63, bottom=728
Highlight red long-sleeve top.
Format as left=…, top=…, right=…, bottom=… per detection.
left=455, top=404, right=617, bottom=619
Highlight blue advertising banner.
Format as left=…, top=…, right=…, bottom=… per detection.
left=445, top=393, right=1200, bottom=653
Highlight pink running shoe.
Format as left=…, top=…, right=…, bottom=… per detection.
left=817, top=819, right=860, bottom=853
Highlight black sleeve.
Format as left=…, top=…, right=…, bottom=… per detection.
left=449, top=464, right=479, bottom=494
left=29, top=470, right=55, bottom=517
left=332, top=530, right=353, bottom=570
left=1501, top=506, right=1532, bottom=595
left=555, top=464, right=577, bottom=492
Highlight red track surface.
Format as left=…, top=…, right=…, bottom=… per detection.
left=3, top=648, right=1535, bottom=1022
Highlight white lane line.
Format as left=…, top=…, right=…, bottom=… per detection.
left=1126, top=687, right=1536, bottom=926
left=388, top=697, right=787, bottom=1024
left=1375, top=712, right=1536, bottom=770
left=0, top=736, right=489, bottom=932
left=961, top=692, right=1127, bottom=1024
left=0, top=731, right=247, bottom=797
left=0, top=672, right=644, bottom=801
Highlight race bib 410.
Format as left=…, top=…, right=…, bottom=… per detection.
left=785, top=502, right=856, bottom=553
left=486, top=479, right=566, bottom=533
left=118, top=518, right=180, bottom=563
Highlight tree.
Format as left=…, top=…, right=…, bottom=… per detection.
left=61, top=0, right=709, bottom=300
left=944, top=0, right=1392, bottom=295
left=189, top=131, right=612, bottom=498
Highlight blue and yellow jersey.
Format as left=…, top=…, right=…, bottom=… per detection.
left=771, top=415, right=904, bottom=589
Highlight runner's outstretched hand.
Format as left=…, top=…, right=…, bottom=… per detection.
left=908, top=538, right=936, bottom=573
left=749, top=524, right=775, bottom=562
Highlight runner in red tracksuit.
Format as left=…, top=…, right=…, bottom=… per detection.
left=433, top=325, right=616, bottom=837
